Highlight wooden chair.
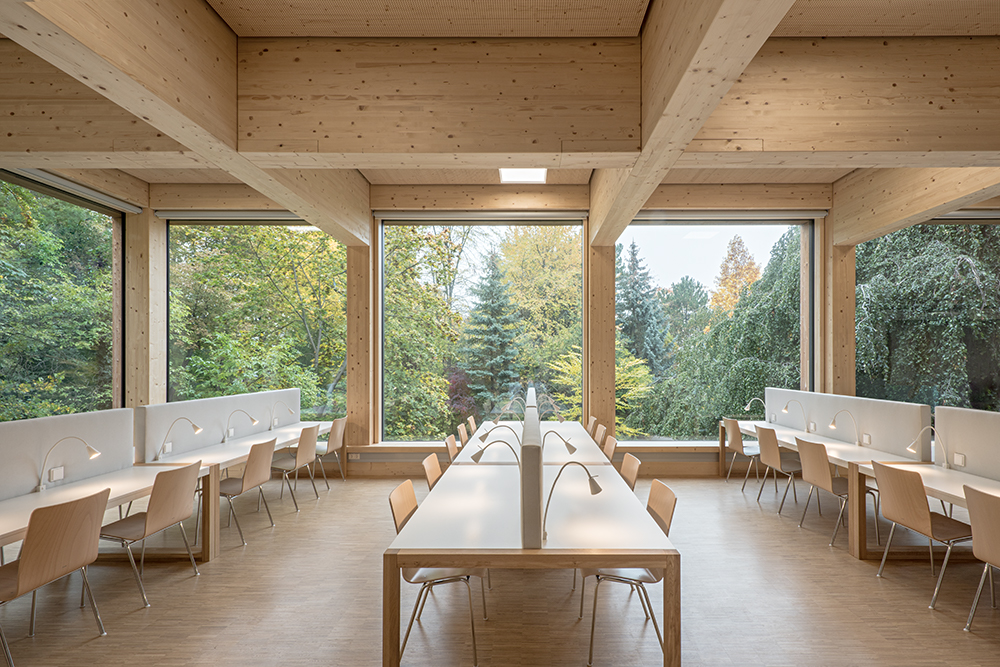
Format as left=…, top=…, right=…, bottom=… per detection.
left=467, top=415, right=477, bottom=435
left=99, top=461, right=201, bottom=607
left=584, top=416, right=597, bottom=438
left=963, top=485, right=1000, bottom=631
left=873, top=461, right=972, bottom=608
left=620, top=453, right=641, bottom=491
left=422, top=453, right=443, bottom=491
left=0, top=488, right=111, bottom=666
left=458, top=422, right=470, bottom=447
left=602, top=435, right=617, bottom=461
left=445, top=434, right=459, bottom=463
left=221, top=439, right=277, bottom=546
left=723, top=418, right=760, bottom=491
left=755, top=426, right=802, bottom=515
left=389, top=480, right=487, bottom=665
left=314, top=416, right=347, bottom=485
left=593, top=423, right=607, bottom=451
left=796, top=439, right=879, bottom=546
left=271, top=424, right=320, bottom=511
left=580, top=480, right=676, bottom=666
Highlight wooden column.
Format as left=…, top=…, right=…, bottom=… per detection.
left=586, top=232, right=617, bottom=437
left=816, top=215, right=856, bottom=395
left=346, top=218, right=376, bottom=458
left=124, top=208, right=167, bottom=408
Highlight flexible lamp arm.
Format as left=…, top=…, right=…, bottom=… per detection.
left=37, top=436, right=100, bottom=492
left=744, top=397, right=766, bottom=412
left=269, top=400, right=294, bottom=430
left=542, top=430, right=576, bottom=454
left=829, top=409, right=861, bottom=445
left=542, top=461, right=601, bottom=540
left=906, top=425, right=950, bottom=469
left=471, top=440, right=521, bottom=468
left=223, top=409, right=259, bottom=442
left=782, top=399, right=809, bottom=432
left=156, top=416, right=203, bottom=461
left=478, top=423, right=522, bottom=445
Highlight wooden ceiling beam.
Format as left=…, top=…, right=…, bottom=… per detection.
left=830, top=168, right=1000, bottom=246
left=49, top=169, right=149, bottom=208
left=370, top=185, right=589, bottom=211
left=588, top=0, right=797, bottom=246
left=643, top=184, right=832, bottom=210
left=0, top=0, right=371, bottom=245
left=149, top=183, right=282, bottom=210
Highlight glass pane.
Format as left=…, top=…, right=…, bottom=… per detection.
left=168, top=225, right=347, bottom=420
left=0, top=182, right=114, bottom=421
left=382, top=224, right=583, bottom=441
left=615, top=224, right=802, bottom=440
left=856, top=223, right=1000, bottom=410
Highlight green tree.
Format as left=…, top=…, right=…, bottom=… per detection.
left=616, top=240, right=669, bottom=376
left=460, top=252, right=521, bottom=415
left=710, top=235, right=760, bottom=313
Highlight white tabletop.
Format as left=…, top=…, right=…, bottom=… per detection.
left=456, top=420, right=608, bottom=465
left=738, top=420, right=917, bottom=467
left=857, top=461, right=1000, bottom=508
left=157, top=420, right=332, bottom=470
left=390, top=462, right=672, bottom=551
left=0, top=465, right=178, bottom=546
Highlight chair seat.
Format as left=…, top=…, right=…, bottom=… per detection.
left=929, top=512, right=973, bottom=543
left=315, top=441, right=332, bottom=457
left=403, top=567, right=487, bottom=584
left=740, top=445, right=760, bottom=457
left=0, top=561, right=19, bottom=601
left=219, top=477, right=245, bottom=496
left=580, top=567, right=663, bottom=584
left=830, top=476, right=849, bottom=497
left=776, top=459, right=802, bottom=474
left=270, top=455, right=303, bottom=472
left=100, top=513, right=148, bottom=542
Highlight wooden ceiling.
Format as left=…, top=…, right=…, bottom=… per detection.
left=205, top=0, right=651, bottom=37
left=774, top=0, right=1000, bottom=36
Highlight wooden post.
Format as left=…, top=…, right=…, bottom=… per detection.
left=200, top=465, right=220, bottom=563
left=663, top=552, right=682, bottom=666
left=816, top=214, right=856, bottom=395
left=124, top=208, right=167, bottom=408
left=347, top=234, right=374, bottom=464
left=383, top=549, right=400, bottom=667
left=587, top=240, right=616, bottom=437
left=848, top=462, right=868, bottom=560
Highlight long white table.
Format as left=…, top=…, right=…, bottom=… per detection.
left=384, top=430, right=680, bottom=666
left=732, top=420, right=918, bottom=560
left=455, top=419, right=608, bottom=465
left=0, top=465, right=181, bottom=547
left=857, top=461, right=1000, bottom=508
left=154, top=420, right=332, bottom=561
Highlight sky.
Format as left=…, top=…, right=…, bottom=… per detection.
left=619, top=224, right=795, bottom=292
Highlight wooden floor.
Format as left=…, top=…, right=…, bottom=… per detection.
left=2, top=473, right=999, bottom=666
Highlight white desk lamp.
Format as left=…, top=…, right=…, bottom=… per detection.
left=542, top=461, right=602, bottom=540
left=478, top=423, right=522, bottom=445
left=782, top=399, right=810, bottom=432
left=829, top=409, right=862, bottom=445
left=36, top=436, right=101, bottom=492
left=541, top=430, right=576, bottom=454
left=471, top=440, right=521, bottom=468
left=906, top=425, right=951, bottom=469
left=269, top=400, right=294, bottom=430
left=222, top=409, right=259, bottom=442
left=155, top=416, right=203, bottom=460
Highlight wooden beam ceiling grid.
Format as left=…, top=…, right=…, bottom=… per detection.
left=121, top=168, right=244, bottom=184
left=205, top=0, right=652, bottom=37
left=662, top=167, right=853, bottom=184
left=775, top=0, right=1000, bottom=37
left=360, top=168, right=593, bottom=185
left=643, top=183, right=832, bottom=210
left=370, top=184, right=589, bottom=210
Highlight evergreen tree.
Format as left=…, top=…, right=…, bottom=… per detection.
left=710, top=235, right=760, bottom=313
left=662, top=275, right=710, bottom=347
left=616, top=240, right=669, bottom=376
left=460, top=252, right=521, bottom=414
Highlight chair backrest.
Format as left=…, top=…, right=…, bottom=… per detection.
left=422, top=453, right=443, bottom=491
left=389, top=479, right=418, bottom=534
left=647, top=480, right=676, bottom=537
left=795, top=438, right=834, bottom=494
left=723, top=418, right=748, bottom=456
left=295, top=424, right=320, bottom=467
left=328, top=416, right=347, bottom=451
left=445, top=434, right=459, bottom=463
left=871, top=461, right=932, bottom=536
left=467, top=415, right=477, bottom=434
left=755, top=426, right=783, bottom=470
left=593, top=423, right=607, bottom=450
left=458, top=423, right=469, bottom=447
left=242, top=439, right=278, bottom=493
left=585, top=416, right=597, bottom=438
left=145, top=460, right=202, bottom=536
left=620, top=453, right=641, bottom=491
left=15, top=487, right=111, bottom=597
left=603, top=435, right=618, bottom=461
left=965, top=485, right=1000, bottom=567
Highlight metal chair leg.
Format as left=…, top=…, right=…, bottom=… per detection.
left=928, top=538, right=936, bottom=577
left=259, top=488, right=275, bottom=526
left=178, top=523, right=200, bottom=576
left=480, top=576, right=487, bottom=620
left=798, top=485, right=815, bottom=528
left=306, top=464, right=319, bottom=499
left=80, top=566, right=106, bottom=636
left=930, top=541, right=955, bottom=609
left=316, top=456, right=330, bottom=490
left=638, top=583, right=664, bottom=649
left=830, top=497, right=847, bottom=546
left=757, top=467, right=771, bottom=502
left=125, top=543, right=151, bottom=607
left=965, top=562, right=991, bottom=631
left=726, top=451, right=737, bottom=482
left=400, top=583, right=428, bottom=657
left=572, top=567, right=577, bottom=590
left=284, top=472, right=300, bottom=511
left=991, top=565, right=996, bottom=608
left=579, top=574, right=587, bottom=618
left=877, top=523, right=897, bottom=577
left=778, top=472, right=794, bottom=514
left=0, top=618, right=12, bottom=667
left=741, top=456, right=755, bottom=491
left=226, top=496, right=247, bottom=546
left=337, top=451, right=347, bottom=481
left=29, top=590, right=36, bottom=637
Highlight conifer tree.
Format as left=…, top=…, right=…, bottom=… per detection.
left=710, top=235, right=760, bottom=313
left=460, top=252, right=521, bottom=414
left=616, top=240, right=669, bottom=376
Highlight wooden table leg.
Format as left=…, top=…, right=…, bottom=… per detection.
left=848, top=462, right=868, bottom=560
left=664, top=552, right=681, bottom=666
left=384, top=550, right=400, bottom=667
left=718, top=421, right=726, bottom=477
left=200, top=464, right=220, bottom=562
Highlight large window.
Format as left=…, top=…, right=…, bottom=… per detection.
left=381, top=223, right=583, bottom=441
left=168, top=224, right=347, bottom=420
left=856, top=222, right=1000, bottom=410
left=615, top=223, right=804, bottom=440
left=0, top=181, right=117, bottom=421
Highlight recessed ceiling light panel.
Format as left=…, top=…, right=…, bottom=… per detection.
left=499, top=168, right=547, bottom=184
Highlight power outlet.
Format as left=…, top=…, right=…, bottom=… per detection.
left=48, top=466, right=65, bottom=482
left=273, top=418, right=279, bottom=427
left=954, top=452, right=966, bottom=467
left=808, top=421, right=816, bottom=433
left=163, top=441, right=172, bottom=455
left=770, top=413, right=776, bottom=423
left=862, top=433, right=871, bottom=446
left=227, top=428, right=235, bottom=437
left=348, top=453, right=360, bottom=460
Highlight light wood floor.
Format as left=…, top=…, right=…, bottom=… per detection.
left=2, top=473, right=999, bottom=666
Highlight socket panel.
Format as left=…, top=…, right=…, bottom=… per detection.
left=163, top=441, right=172, bottom=455
left=954, top=452, right=966, bottom=467
left=48, top=466, right=64, bottom=482
left=348, top=453, right=360, bottom=460
left=862, top=433, right=871, bottom=445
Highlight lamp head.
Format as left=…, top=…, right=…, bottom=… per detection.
left=829, top=419, right=837, bottom=429
left=588, top=475, right=602, bottom=495
left=86, top=445, right=101, bottom=460
left=251, top=417, right=260, bottom=425
left=782, top=403, right=789, bottom=414
left=192, top=423, right=204, bottom=434
left=744, top=401, right=754, bottom=410
left=906, top=441, right=918, bottom=455
left=471, top=448, right=485, bottom=463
